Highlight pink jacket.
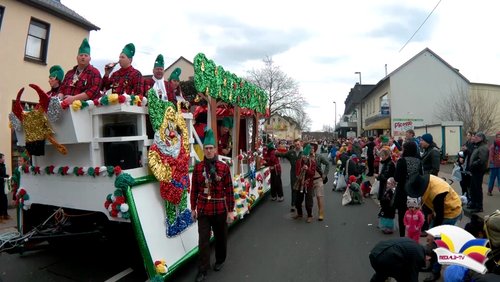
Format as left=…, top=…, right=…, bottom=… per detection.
left=404, top=209, right=425, bottom=233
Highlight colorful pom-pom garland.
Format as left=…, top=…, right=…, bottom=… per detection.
left=103, top=173, right=135, bottom=219
left=21, top=165, right=122, bottom=178
left=67, top=93, right=147, bottom=111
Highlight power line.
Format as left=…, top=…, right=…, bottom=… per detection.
left=399, top=0, right=443, bottom=52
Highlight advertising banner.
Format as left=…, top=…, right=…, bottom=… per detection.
left=392, top=118, right=424, bottom=136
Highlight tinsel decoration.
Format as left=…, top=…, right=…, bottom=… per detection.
left=23, top=109, right=53, bottom=143
left=147, top=91, right=192, bottom=237
left=8, top=112, right=22, bottom=131
left=148, top=150, right=170, bottom=182
left=147, top=89, right=171, bottom=131
left=193, top=53, right=268, bottom=113
left=166, top=209, right=193, bottom=237
left=47, top=97, right=62, bottom=123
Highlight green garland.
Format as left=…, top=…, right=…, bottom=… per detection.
left=147, top=88, right=175, bottom=131
left=193, top=53, right=268, bottom=113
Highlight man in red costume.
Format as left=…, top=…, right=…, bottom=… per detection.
left=218, top=117, right=233, bottom=157
left=191, top=129, right=235, bottom=282
left=58, top=38, right=102, bottom=105
left=143, top=54, right=173, bottom=102
left=101, top=43, right=143, bottom=95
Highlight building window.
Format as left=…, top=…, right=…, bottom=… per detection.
left=0, top=6, right=4, bottom=30
left=25, top=18, right=50, bottom=62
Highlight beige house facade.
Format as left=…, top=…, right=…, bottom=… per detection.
left=264, top=115, right=300, bottom=140
left=164, top=56, right=194, bottom=81
left=341, top=48, right=500, bottom=141
left=0, top=0, right=98, bottom=173
left=470, top=83, right=500, bottom=135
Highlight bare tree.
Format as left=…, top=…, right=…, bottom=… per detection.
left=246, top=56, right=309, bottom=128
left=435, top=84, right=499, bottom=135
left=322, top=124, right=334, bottom=133
left=296, top=109, right=312, bottom=131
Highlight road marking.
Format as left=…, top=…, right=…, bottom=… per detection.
left=104, top=268, right=134, bottom=282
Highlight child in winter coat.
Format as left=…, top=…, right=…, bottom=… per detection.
left=361, top=180, right=372, bottom=198
left=404, top=197, right=425, bottom=243
left=348, top=175, right=363, bottom=204
left=378, top=177, right=396, bottom=234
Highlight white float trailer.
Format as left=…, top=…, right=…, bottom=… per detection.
left=7, top=53, right=271, bottom=280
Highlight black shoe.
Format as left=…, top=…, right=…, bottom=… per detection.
left=195, top=271, right=207, bottom=282
left=423, top=273, right=440, bottom=282
left=213, top=262, right=224, bottom=271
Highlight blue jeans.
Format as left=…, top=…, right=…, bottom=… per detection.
left=488, top=167, right=500, bottom=192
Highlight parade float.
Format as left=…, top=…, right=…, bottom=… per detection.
left=7, top=53, right=270, bottom=280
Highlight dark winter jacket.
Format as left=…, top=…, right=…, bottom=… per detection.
left=369, top=237, right=426, bottom=282
left=421, top=143, right=440, bottom=176
left=469, top=140, right=489, bottom=174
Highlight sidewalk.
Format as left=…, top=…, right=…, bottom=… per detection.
left=439, top=165, right=498, bottom=219
left=0, top=207, right=17, bottom=233
left=366, top=163, right=497, bottom=220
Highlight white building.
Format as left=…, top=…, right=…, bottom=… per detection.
left=361, top=48, right=470, bottom=137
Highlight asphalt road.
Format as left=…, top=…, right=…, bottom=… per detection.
left=168, top=158, right=401, bottom=282
left=1, top=159, right=493, bottom=282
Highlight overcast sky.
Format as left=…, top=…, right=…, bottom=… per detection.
left=63, top=0, right=500, bottom=131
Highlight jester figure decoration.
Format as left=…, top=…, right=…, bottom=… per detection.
left=9, top=84, right=66, bottom=156
left=147, top=88, right=193, bottom=237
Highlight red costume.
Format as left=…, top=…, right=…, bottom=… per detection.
left=190, top=157, right=234, bottom=274
left=190, top=159, right=234, bottom=215
left=101, top=66, right=143, bottom=95
left=143, top=78, right=175, bottom=102
left=59, top=65, right=102, bottom=99
left=218, top=132, right=231, bottom=156
left=264, top=148, right=284, bottom=200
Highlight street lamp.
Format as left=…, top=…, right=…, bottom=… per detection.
left=354, top=71, right=362, bottom=84
left=333, top=101, right=337, bottom=136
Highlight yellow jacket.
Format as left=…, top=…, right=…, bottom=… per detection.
left=422, top=175, right=462, bottom=219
